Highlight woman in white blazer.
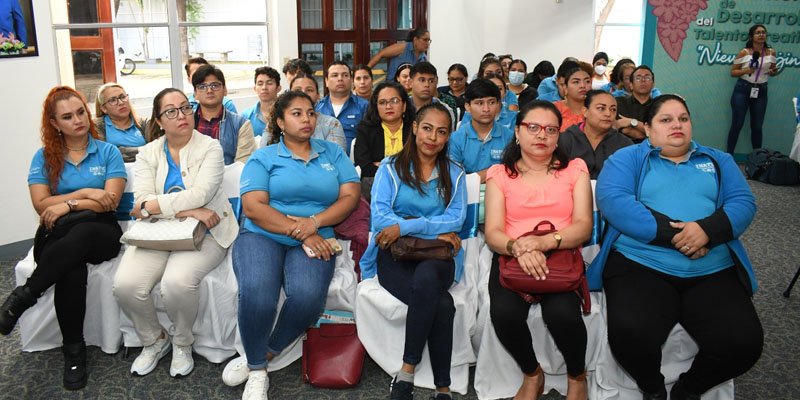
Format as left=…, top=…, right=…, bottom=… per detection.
left=113, top=88, right=238, bottom=378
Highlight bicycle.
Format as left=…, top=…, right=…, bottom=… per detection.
left=117, top=47, right=140, bottom=76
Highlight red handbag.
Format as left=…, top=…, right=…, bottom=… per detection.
left=302, top=323, right=366, bottom=388
left=499, top=221, right=591, bottom=314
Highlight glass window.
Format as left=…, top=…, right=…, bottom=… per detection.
left=68, top=0, right=98, bottom=36
left=370, top=0, right=387, bottom=30
left=333, top=0, right=354, bottom=31
left=370, top=41, right=388, bottom=77
left=396, top=0, right=412, bottom=29
left=109, top=0, right=169, bottom=24
left=594, top=0, right=644, bottom=24
left=301, top=43, right=324, bottom=74
left=178, top=0, right=266, bottom=23
left=184, top=26, right=270, bottom=93
left=595, top=25, right=642, bottom=65
left=301, top=0, right=323, bottom=29
left=334, top=42, right=354, bottom=66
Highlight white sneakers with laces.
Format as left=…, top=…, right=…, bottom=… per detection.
left=131, top=335, right=171, bottom=376
left=242, top=369, right=268, bottom=400
left=169, top=344, right=194, bottom=377
left=222, top=355, right=249, bottom=386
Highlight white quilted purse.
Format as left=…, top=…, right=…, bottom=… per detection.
left=121, top=217, right=204, bottom=251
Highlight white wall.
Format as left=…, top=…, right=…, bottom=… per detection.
left=429, top=0, right=594, bottom=82
left=267, top=0, right=299, bottom=68
left=0, top=0, right=58, bottom=245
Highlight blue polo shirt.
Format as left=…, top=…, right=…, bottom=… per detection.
left=188, top=93, right=238, bottom=113
left=28, top=136, right=126, bottom=194
left=387, top=41, right=427, bottom=81
left=613, top=145, right=734, bottom=277
left=316, top=94, right=369, bottom=154
left=240, top=137, right=359, bottom=246
left=449, top=121, right=513, bottom=173
left=241, top=101, right=268, bottom=137
left=537, top=75, right=560, bottom=102
left=504, top=90, right=518, bottom=108
left=103, top=115, right=146, bottom=147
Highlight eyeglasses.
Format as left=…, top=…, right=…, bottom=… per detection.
left=633, top=75, right=653, bottom=82
left=102, top=93, right=129, bottom=106
left=447, top=77, right=465, bottom=83
left=754, top=31, right=767, bottom=36
left=519, top=122, right=560, bottom=136
left=197, top=82, right=223, bottom=92
left=159, top=105, right=194, bottom=119
left=377, top=97, right=402, bottom=107
left=418, top=38, right=432, bottom=43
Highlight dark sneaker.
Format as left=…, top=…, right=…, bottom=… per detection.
left=62, top=341, right=87, bottom=390
left=0, top=286, right=36, bottom=335
left=389, top=376, right=414, bottom=400
left=430, top=393, right=453, bottom=400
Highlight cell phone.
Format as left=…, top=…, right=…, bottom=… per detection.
left=302, top=238, right=343, bottom=258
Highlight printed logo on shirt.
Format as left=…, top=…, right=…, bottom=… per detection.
left=694, top=162, right=715, bottom=174
left=240, top=178, right=251, bottom=188
left=89, top=166, right=106, bottom=176
left=320, top=162, right=336, bottom=172
left=29, top=166, right=41, bottom=176
left=346, top=115, right=356, bottom=119
left=491, top=149, right=503, bottom=160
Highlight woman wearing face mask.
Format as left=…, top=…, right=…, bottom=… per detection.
left=592, top=52, right=610, bottom=90
left=508, top=59, right=538, bottom=108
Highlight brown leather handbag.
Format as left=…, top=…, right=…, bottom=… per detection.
left=499, top=221, right=591, bottom=313
left=390, top=236, right=455, bottom=262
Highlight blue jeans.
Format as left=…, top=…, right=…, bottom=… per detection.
left=727, top=79, right=768, bottom=154
left=377, top=248, right=455, bottom=388
left=232, top=228, right=335, bottom=370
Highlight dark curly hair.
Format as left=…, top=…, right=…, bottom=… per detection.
left=267, top=91, right=315, bottom=146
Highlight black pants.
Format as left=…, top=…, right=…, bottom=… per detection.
left=25, top=216, right=122, bottom=345
left=377, top=248, right=455, bottom=388
left=488, top=253, right=587, bottom=377
left=603, top=250, right=763, bottom=395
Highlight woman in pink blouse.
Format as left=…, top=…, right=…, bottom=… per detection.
left=484, top=100, right=593, bottom=400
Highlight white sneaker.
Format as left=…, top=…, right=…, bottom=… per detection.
left=222, top=355, right=249, bottom=386
left=169, top=344, right=194, bottom=377
left=131, top=335, right=171, bottom=376
left=242, top=370, right=268, bottom=400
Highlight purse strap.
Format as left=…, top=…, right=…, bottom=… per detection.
left=533, top=220, right=556, bottom=232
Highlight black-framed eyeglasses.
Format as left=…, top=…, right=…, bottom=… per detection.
left=377, top=97, right=402, bottom=107
left=448, top=77, right=465, bottom=83
left=159, top=105, right=194, bottom=119
left=520, top=122, right=560, bottom=136
left=197, top=82, right=223, bottom=92
left=103, top=93, right=129, bottom=106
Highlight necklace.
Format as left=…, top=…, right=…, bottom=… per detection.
left=65, top=141, right=89, bottom=152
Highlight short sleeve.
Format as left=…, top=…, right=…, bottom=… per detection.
left=330, top=144, right=359, bottom=184
left=103, top=145, right=127, bottom=179
left=485, top=164, right=508, bottom=189
left=563, top=158, right=589, bottom=187
left=240, top=151, right=271, bottom=196
left=27, top=149, right=48, bottom=186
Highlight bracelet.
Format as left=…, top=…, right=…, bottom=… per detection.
left=310, top=215, right=320, bottom=230
left=506, top=239, right=516, bottom=255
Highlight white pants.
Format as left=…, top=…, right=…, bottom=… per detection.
left=113, top=235, right=227, bottom=347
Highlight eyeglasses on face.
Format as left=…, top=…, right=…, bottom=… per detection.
left=160, top=105, right=194, bottom=119
left=519, top=122, right=560, bottom=136
left=633, top=75, right=653, bottom=82
left=417, top=37, right=432, bottom=43
left=197, top=82, right=223, bottom=91
left=377, top=97, right=402, bottom=107
left=103, top=93, right=129, bottom=106
left=448, top=77, right=465, bottom=83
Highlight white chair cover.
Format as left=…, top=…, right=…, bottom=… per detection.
left=231, top=239, right=359, bottom=371
left=594, top=323, right=734, bottom=400
left=15, top=248, right=124, bottom=354
left=353, top=173, right=483, bottom=394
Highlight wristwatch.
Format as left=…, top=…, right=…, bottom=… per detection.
left=506, top=239, right=516, bottom=255
left=66, top=199, right=79, bottom=212
left=140, top=201, right=150, bottom=218
left=629, top=118, right=639, bottom=128
left=553, top=232, right=563, bottom=249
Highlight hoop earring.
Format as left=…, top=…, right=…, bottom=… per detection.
left=515, top=137, right=519, bottom=145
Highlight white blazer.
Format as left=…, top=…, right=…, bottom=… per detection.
left=133, top=130, right=238, bottom=248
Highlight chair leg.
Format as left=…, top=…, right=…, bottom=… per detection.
left=783, top=265, right=800, bottom=298
left=122, top=346, right=130, bottom=359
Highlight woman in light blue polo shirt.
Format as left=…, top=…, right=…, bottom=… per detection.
left=360, top=103, right=467, bottom=400
left=0, top=86, right=126, bottom=391
left=231, top=91, right=360, bottom=399
left=94, top=83, right=147, bottom=162
left=369, top=27, right=430, bottom=81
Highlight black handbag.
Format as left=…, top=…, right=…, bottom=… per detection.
left=33, top=210, right=99, bottom=262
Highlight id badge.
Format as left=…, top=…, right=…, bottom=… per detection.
left=749, top=87, right=760, bottom=99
